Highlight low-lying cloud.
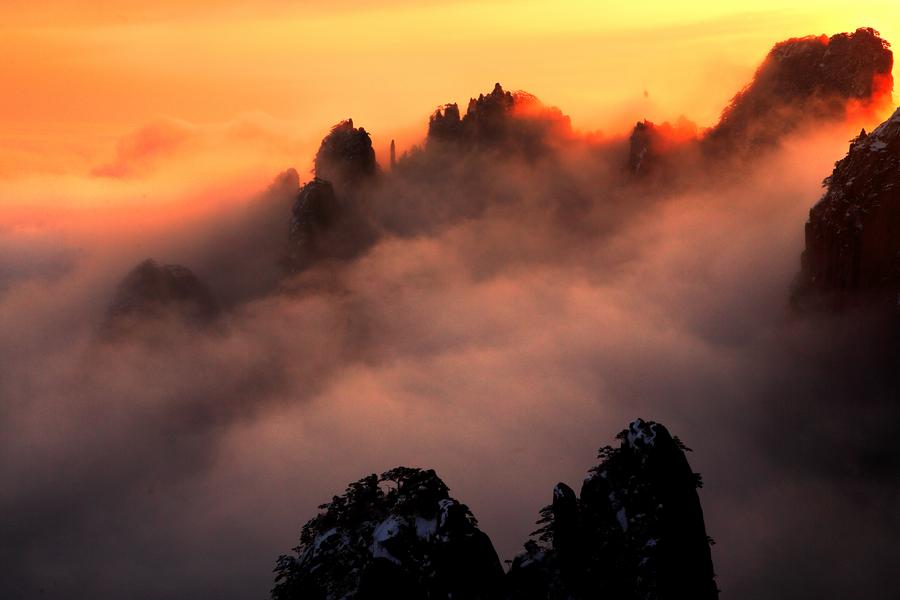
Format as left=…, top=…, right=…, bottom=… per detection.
left=2, top=69, right=899, bottom=600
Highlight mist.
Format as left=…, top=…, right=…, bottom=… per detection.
left=2, top=75, right=899, bottom=600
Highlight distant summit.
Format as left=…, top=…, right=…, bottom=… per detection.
left=628, top=27, right=894, bottom=174
left=287, top=120, right=379, bottom=271
left=427, top=83, right=571, bottom=155
left=102, top=259, right=220, bottom=335
left=706, top=27, right=893, bottom=152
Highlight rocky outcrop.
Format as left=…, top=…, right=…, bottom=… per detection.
left=288, top=178, right=342, bottom=269
left=314, top=119, right=378, bottom=189
left=793, top=107, right=900, bottom=312
left=287, top=121, right=379, bottom=271
left=627, top=118, right=699, bottom=175
left=102, top=259, right=220, bottom=333
left=628, top=28, right=893, bottom=175
left=272, top=421, right=717, bottom=600
left=426, top=83, right=571, bottom=156
left=705, top=27, right=893, bottom=154
left=507, top=419, right=718, bottom=600
left=271, top=467, right=504, bottom=600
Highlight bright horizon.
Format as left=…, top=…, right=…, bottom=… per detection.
left=2, top=1, right=899, bottom=218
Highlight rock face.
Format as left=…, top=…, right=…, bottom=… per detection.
left=288, top=178, right=342, bottom=269
left=794, top=107, right=900, bottom=312
left=272, top=421, right=716, bottom=600
left=706, top=27, right=893, bottom=153
left=103, top=259, right=220, bottom=332
left=507, top=419, right=718, bottom=600
left=288, top=121, right=378, bottom=271
left=271, top=467, right=504, bottom=600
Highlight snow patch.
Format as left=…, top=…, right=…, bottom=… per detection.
left=371, top=516, right=406, bottom=565
left=312, top=527, right=338, bottom=552
left=437, top=498, right=456, bottom=529
left=626, top=418, right=657, bottom=448
left=415, top=516, right=437, bottom=540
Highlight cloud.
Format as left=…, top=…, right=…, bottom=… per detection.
left=91, top=118, right=195, bottom=178
left=90, top=114, right=313, bottom=180
left=2, top=73, right=899, bottom=600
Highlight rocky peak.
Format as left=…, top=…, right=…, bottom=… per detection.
left=272, top=467, right=504, bottom=600
left=273, top=421, right=718, bottom=599
left=425, top=83, right=570, bottom=155
left=793, top=106, right=900, bottom=311
left=705, top=27, right=893, bottom=154
left=508, top=419, right=718, bottom=600
left=428, top=103, right=464, bottom=143
left=287, top=120, right=380, bottom=272
left=314, top=119, right=378, bottom=188
left=627, top=118, right=698, bottom=175
left=103, top=259, right=220, bottom=333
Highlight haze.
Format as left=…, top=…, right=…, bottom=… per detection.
left=2, top=3, right=900, bottom=600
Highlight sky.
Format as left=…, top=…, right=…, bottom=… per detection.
left=2, top=0, right=899, bottom=214
left=3, top=3, right=900, bottom=599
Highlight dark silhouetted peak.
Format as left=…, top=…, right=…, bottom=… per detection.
left=508, top=419, right=718, bottom=600
left=428, top=103, right=464, bottom=142
left=425, top=83, right=571, bottom=156
left=289, top=178, right=340, bottom=267
left=628, top=118, right=699, bottom=175
left=314, top=119, right=378, bottom=187
left=463, top=82, right=517, bottom=141
left=286, top=122, right=381, bottom=273
left=103, top=259, right=220, bottom=333
left=793, top=107, right=900, bottom=312
left=706, top=28, right=893, bottom=153
left=287, top=176, right=377, bottom=272
left=628, top=120, right=657, bottom=174
left=271, top=467, right=504, bottom=600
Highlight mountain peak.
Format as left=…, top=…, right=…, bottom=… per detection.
left=314, top=119, right=378, bottom=187
left=102, top=259, right=220, bottom=335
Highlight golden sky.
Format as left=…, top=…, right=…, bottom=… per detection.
left=2, top=1, right=898, bottom=216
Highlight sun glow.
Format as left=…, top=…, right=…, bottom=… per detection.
left=1, top=0, right=899, bottom=219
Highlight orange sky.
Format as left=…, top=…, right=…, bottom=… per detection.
left=2, top=1, right=898, bottom=218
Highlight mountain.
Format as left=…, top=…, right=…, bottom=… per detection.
left=102, top=258, right=220, bottom=335
left=507, top=419, right=718, bottom=600
left=271, top=420, right=716, bottom=599
left=271, top=467, right=504, bottom=600
left=288, top=120, right=379, bottom=270
left=628, top=27, right=894, bottom=174
left=314, top=119, right=379, bottom=191
left=426, top=82, right=571, bottom=156
left=793, top=106, right=900, bottom=312
left=705, top=27, right=893, bottom=153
